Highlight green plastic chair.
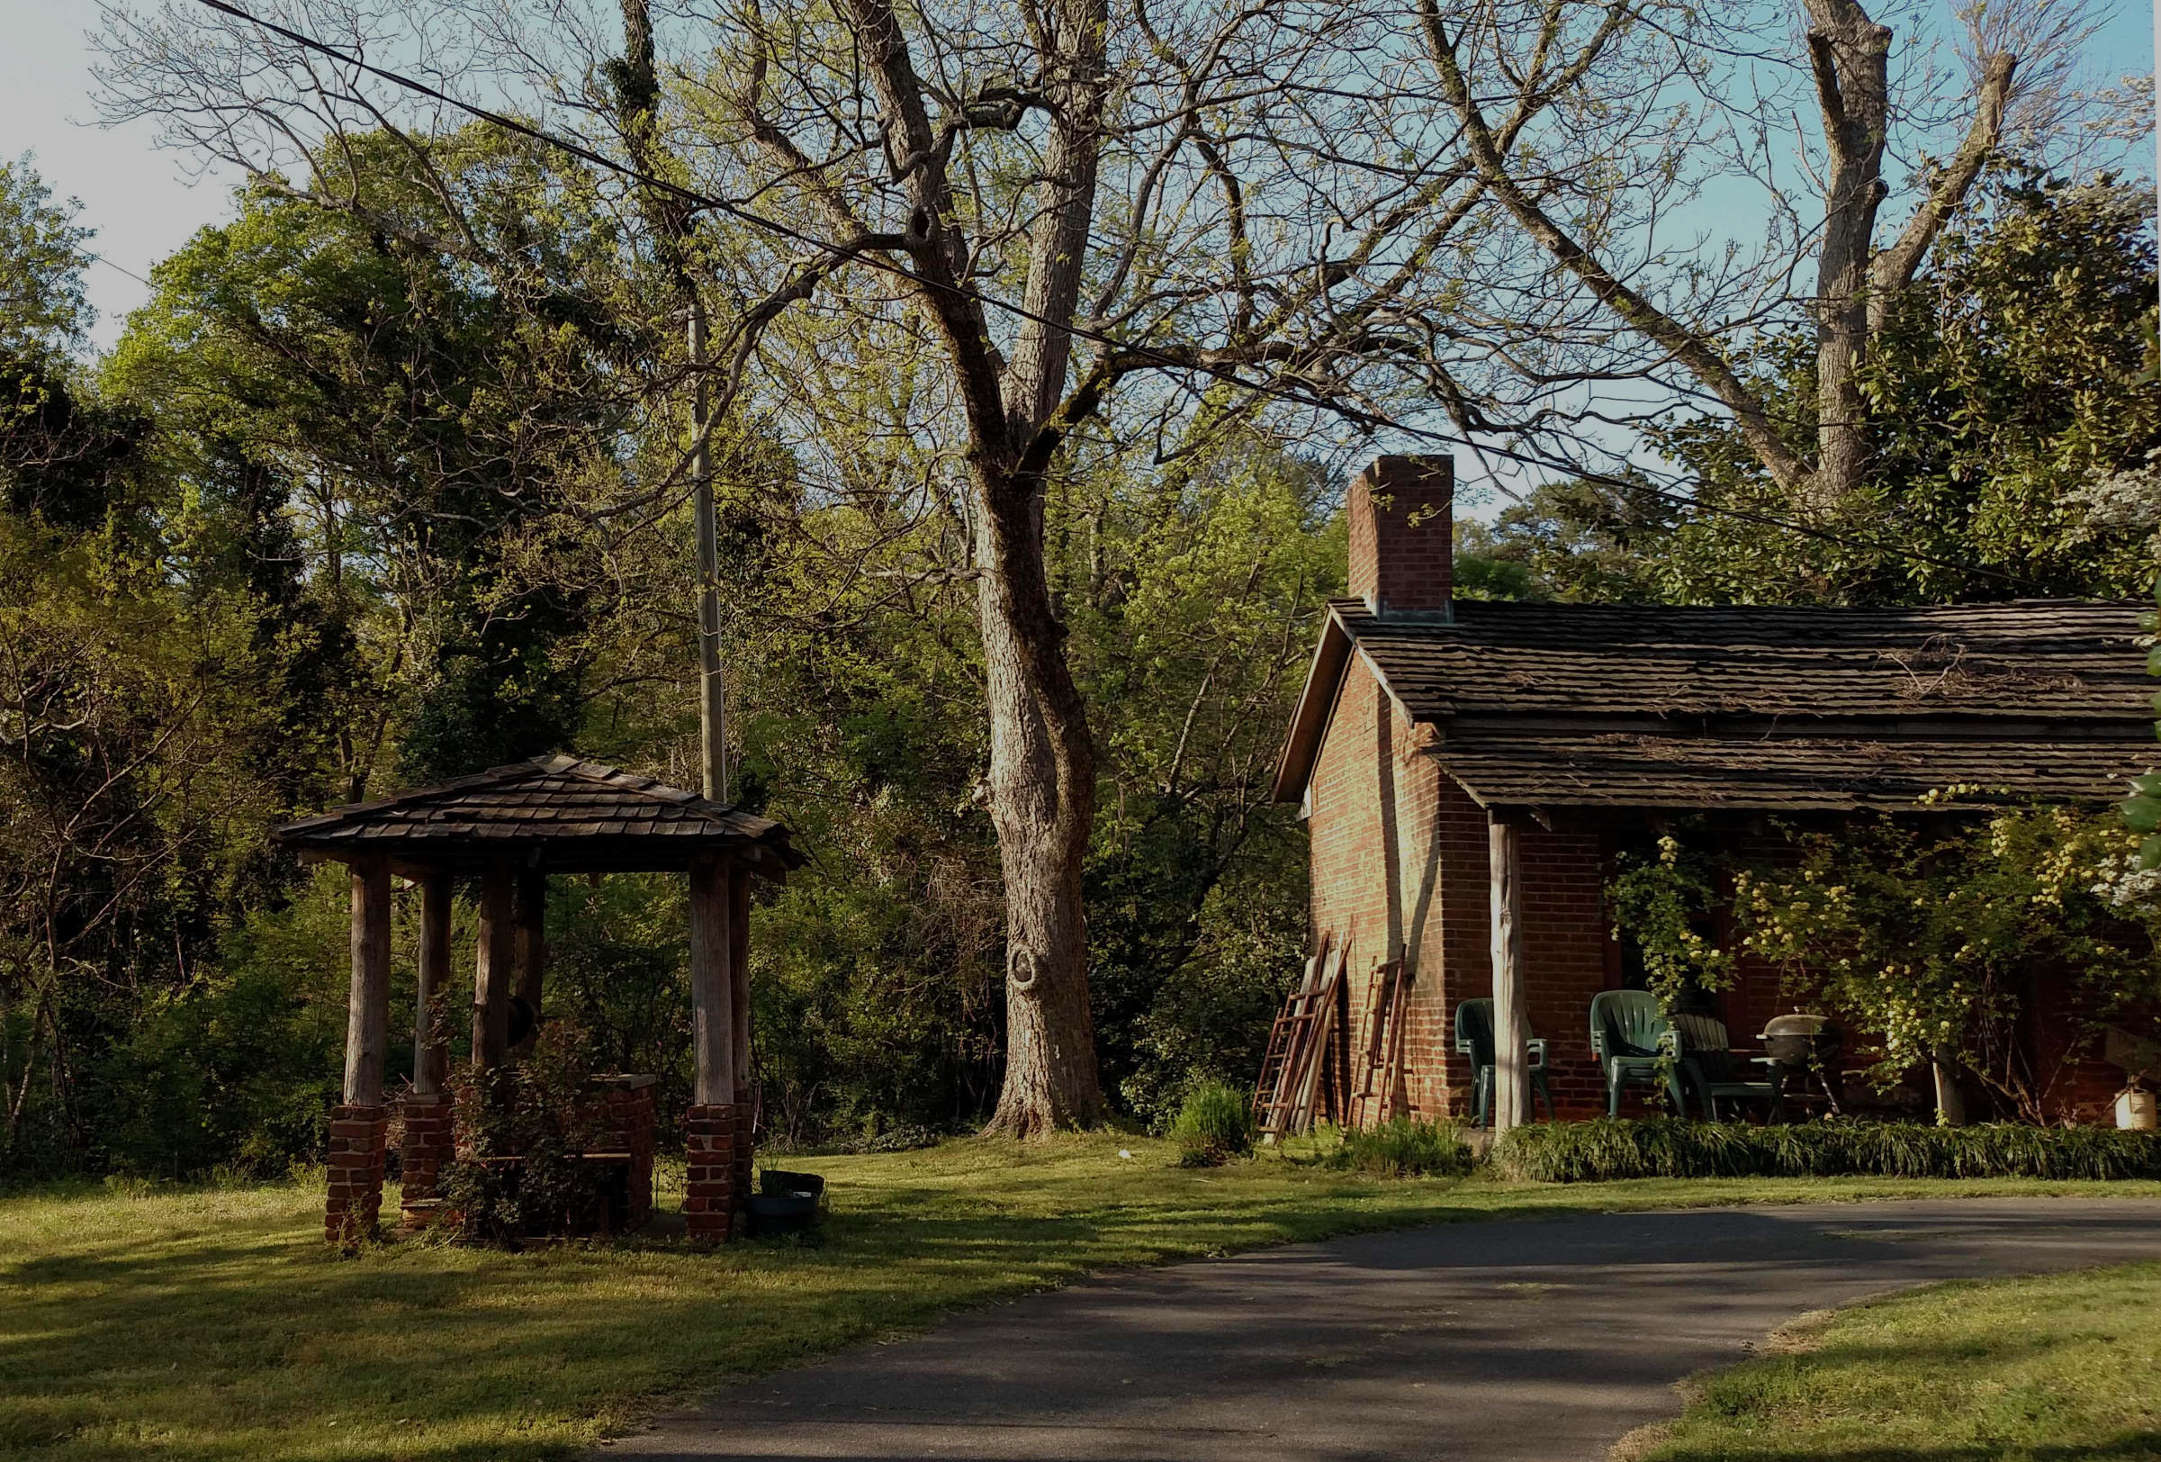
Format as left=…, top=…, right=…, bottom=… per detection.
left=1588, top=990, right=1687, bottom=1117
left=1668, top=1011, right=1782, bottom=1120
left=1454, top=999, right=1555, bottom=1128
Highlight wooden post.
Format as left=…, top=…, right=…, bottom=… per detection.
left=1489, top=810, right=1531, bottom=1134
left=514, top=870, right=547, bottom=1050
left=728, top=863, right=751, bottom=1097
left=344, top=857, right=392, bottom=1105
left=727, top=861, right=755, bottom=1215
left=400, top=868, right=457, bottom=1220
left=330, top=856, right=393, bottom=1244
left=686, top=855, right=739, bottom=1242
left=688, top=856, right=736, bottom=1104
left=413, top=871, right=452, bottom=1096
left=473, top=863, right=515, bottom=1069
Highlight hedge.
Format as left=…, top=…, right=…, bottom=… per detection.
left=1489, top=1118, right=2161, bottom=1183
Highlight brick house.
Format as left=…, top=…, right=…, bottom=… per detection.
left=1272, top=456, right=2155, bottom=1127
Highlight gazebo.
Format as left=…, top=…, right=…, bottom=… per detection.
left=275, top=754, right=803, bottom=1245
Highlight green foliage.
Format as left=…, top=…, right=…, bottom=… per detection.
left=1068, top=433, right=1331, bottom=1120
left=89, top=895, right=346, bottom=1180
left=1608, top=831, right=1737, bottom=1008
left=1491, top=1117, right=2161, bottom=1183
left=1732, top=806, right=2161, bottom=1119
left=1660, top=173, right=2161, bottom=604
left=1169, top=1079, right=1255, bottom=1166
left=1453, top=476, right=1677, bottom=603
left=438, top=1024, right=618, bottom=1247
left=0, top=156, right=93, bottom=358
left=1482, top=172, right=2160, bottom=607
left=1322, top=1118, right=1475, bottom=1178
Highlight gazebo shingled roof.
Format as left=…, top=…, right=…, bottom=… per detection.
left=276, top=754, right=804, bottom=877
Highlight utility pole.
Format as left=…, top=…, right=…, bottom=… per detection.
left=614, top=0, right=729, bottom=806
left=688, top=299, right=730, bottom=805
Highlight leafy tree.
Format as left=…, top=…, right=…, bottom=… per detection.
left=1658, top=174, right=2161, bottom=604
left=1454, top=477, right=1676, bottom=603
left=0, top=156, right=92, bottom=359
left=108, top=130, right=655, bottom=792
left=1478, top=174, right=2160, bottom=606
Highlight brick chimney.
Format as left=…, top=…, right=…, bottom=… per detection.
left=1347, top=455, right=1453, bottom=619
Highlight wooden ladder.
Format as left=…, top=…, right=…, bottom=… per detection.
left=1254, top=938, right=1345, bottom=1142
left=1350, top=959, right=1409, bottom=1130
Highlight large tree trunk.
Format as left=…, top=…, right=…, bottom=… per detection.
left=1804, top=0, right=1894, bottom=518
left=977, top=467, right=1104, bottom=1136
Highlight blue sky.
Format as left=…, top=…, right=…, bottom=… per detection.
left=6, top=0, right=2155, bottom=362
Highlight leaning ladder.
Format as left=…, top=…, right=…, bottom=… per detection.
left=1254, top=938, right=1345, bottom=1142
left=1350, top=959, right=1410, bottom=1130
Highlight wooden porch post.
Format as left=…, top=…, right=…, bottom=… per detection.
left=343, top=858, right=392, bottom=1105
left=728, top=862, right=754, bottom=1209
left=728, top=864, right=752, bottom=1099
left=514, top=870, right=547, bottom=1051
left=685, top=855, right=738, bottom=1242
left=413, top=872, right=452, bottom=1096
left=688, top=856, right=736, bottom=1103
left=399, top=870, right=456, bottom=1222
left=473, top=863, right=515, bottom=1069
left=1489, top=810, right=1532, bottom=1134
left=328, top=856, right=391, bottom=1243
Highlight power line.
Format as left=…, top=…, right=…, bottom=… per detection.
left=88, top=253, right=156, bottom=288
left=186, top=0, right=2045, bottom=593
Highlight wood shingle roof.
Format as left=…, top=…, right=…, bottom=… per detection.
left=1276, top=599, right=2157, bottom=813
left=276, top=755, right=803, bottom=876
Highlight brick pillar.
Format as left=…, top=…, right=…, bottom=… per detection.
left=1347, top=455, right=1454, bottom=619
left=326, top=1103, right=389, bottom=1246
left=732, top=1085, right=755, bottom=1218
left=683, top=1102, right=738, bottom=1243
left=398, top=1091, right=454, bottom=1226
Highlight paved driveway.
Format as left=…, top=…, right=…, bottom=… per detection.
left=607, top=1198, right=2161, bottom=1462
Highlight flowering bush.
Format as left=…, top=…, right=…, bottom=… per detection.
left=1608, top=831, right=1737, bottom=1008
left=1733, top=807, right=2161, bottom=1121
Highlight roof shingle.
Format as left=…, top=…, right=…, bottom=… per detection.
left=276, top=755, right=803, bottom=876
left=1277, top=598, right=2157, bottom=813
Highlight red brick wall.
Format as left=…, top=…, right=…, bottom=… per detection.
left=1307, top=659, right=1624, bottom=1122
left=1347, top=456, right=1453, bottom=617
left=1307, top=656, right=1451, bottom=1121
left=1432, top=791, right=1614, bottom=1118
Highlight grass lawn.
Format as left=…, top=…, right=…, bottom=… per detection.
left=5, top=1133, right=2158, bottom=1462
left=1630, top=1260, right=2161, bottom=1461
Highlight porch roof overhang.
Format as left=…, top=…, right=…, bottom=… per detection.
left=1272, top=598, right=2157, bottom=815
left=274, top=754, right=804, bottom=879
left=1432, top=728, right=2156, bottom=813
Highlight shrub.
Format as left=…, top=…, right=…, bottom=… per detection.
left=1324, top=1118, right=1475, bottom=1178
left=1491, top=1118, right=2161, bottom=1183
left=438, top=1024, right=618, bottom=1246
left=1171, top=1080, right=1256, bottom=1166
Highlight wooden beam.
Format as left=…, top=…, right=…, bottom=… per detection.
left=514, top=870, right=547, bottom=1050
left=473, top=863, right=515, bottom=1069
left=413, top=872, right=452, bottom=1096
left=728, top=862, right=751, bottom=1098
left=1489, top=810, right=1531, bottom=1134
left=688, top=856, right=736, bottom=1104
left=344, top=858, right=392, bottom=1105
